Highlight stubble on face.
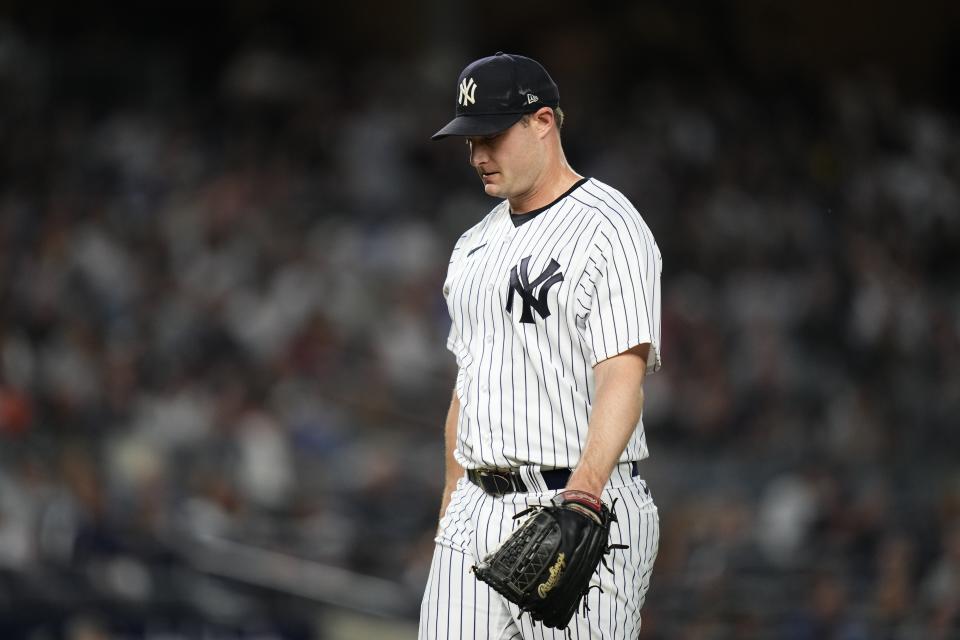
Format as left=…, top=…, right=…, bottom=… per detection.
left=469, top=121, right=540, bottom=201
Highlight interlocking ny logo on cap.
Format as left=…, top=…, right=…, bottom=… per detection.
left=459, top=77, right=477, bottom=107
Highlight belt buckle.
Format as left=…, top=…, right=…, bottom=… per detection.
left=477, top=469, right=514, bottom=495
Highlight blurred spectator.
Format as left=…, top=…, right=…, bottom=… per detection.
left=0, top=10, right=958, bottom=637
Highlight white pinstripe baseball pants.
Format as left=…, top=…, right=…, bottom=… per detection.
left=418, top=463, right=659, bottom=639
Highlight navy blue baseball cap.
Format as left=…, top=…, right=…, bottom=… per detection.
left=431, top=52, right=560, bottom=140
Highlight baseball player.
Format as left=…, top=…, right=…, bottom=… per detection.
left=421, top=52, right=662, bottom=639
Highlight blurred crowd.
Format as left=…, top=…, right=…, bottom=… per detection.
left=1, top=20, right=960, bottom=640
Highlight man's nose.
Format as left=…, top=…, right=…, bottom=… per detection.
left=469, top=143, right=487, bottom=167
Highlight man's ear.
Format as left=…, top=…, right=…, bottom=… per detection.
left=532, top=107, right=555, bottom=139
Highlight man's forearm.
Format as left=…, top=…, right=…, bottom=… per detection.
left=566, top=344, right=649, bottom=496
left=439, top=388, right=463, bottom=521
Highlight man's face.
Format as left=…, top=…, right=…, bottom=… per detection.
left=466, top=118, right=544, bottom=200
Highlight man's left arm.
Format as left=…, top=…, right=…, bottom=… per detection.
left=565, top=342, right=650, bottom=496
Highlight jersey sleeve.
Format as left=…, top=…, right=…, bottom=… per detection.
left=443, top=230, right=470, bottom=364
left=446, top=320, right=464, bottom=363
left=578, top=214, right=663, bottom=372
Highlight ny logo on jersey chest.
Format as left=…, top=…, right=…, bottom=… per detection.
left=505, top=256, right=564, bottom=324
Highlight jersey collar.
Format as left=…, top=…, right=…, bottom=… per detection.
left=509, top=177, right=589, bottom=228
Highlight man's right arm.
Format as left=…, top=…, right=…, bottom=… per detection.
left=438, top=387, right=463, bottom=523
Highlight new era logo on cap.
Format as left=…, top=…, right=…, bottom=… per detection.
left=432, top=52, right=560, bottom=140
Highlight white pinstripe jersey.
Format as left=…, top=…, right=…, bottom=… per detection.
left=443, top=177, right=663, bottom=471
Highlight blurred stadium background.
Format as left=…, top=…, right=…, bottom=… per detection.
left=1, top=1, right=959, bottom=638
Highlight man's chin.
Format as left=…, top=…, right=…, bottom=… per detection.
left=483, top=183, right=504, bottom=197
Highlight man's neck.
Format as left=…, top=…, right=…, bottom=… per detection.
left=509, top=165, right=582, bottom=215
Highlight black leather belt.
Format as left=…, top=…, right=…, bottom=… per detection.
left=467, top=462, right=640, bottom=497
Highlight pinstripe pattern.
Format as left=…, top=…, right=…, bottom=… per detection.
left=421, top=178, right=662, bottom=638
left=419, top=469, right=659, bottom=639
left=443, top=179, right=662, bottom=470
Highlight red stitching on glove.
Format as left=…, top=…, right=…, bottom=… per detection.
left=559, top=490, right=602, bottom=514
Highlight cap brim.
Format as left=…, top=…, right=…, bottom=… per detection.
left=431, top=113, right=525, bottom=140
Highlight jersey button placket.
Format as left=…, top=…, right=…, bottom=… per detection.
left=475, top=376, right=490, bottom=458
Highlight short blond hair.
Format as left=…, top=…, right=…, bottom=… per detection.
left=521, top=107, right=565, bottom=131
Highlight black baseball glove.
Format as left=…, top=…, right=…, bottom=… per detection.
left=473, top=490, right=624, bottom=630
